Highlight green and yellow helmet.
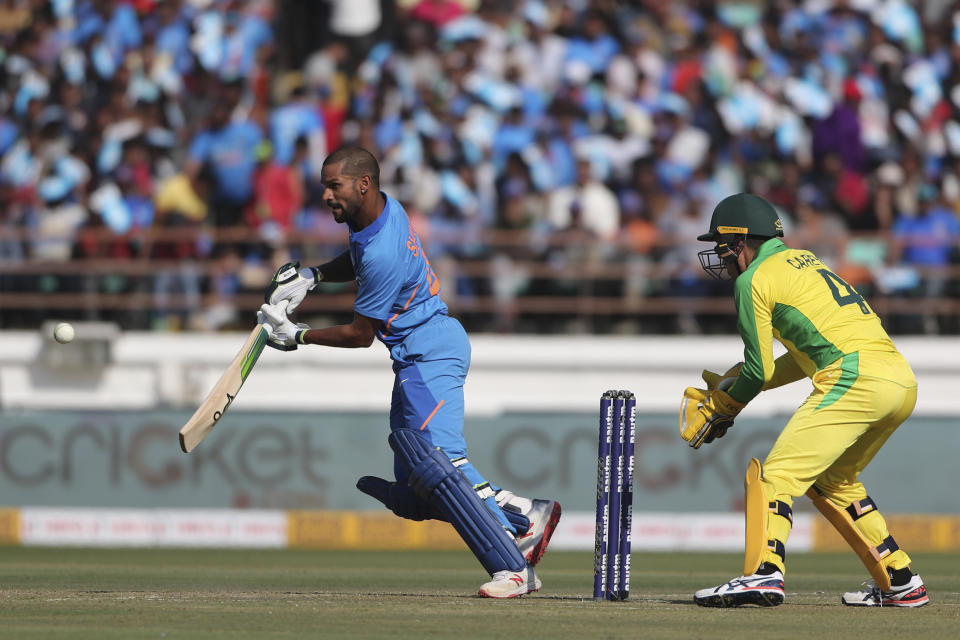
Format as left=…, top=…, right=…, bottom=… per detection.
left=697, top=193, right=783, bottom=279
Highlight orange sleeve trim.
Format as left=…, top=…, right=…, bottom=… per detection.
left=419, top=399, right=445, bottom=431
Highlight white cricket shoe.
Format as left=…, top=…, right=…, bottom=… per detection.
left=842, top=575, right=929, bottom=607
left=694, top=569, right=785, bottom=607
left=495, top=491, right=562, bottom=566
left=514, top=499, right=562, bottom=566
left=478, top=567, right=541, bottom=599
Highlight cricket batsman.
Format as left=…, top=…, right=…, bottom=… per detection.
left=257, top=147, right=560, bottom=598
left=679, top=193, right=928, bottom=608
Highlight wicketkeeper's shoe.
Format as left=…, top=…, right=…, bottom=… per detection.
left=694, top=568, right=785, bottom=608
left=842, top=574, right=929, bottom=608
left=477, top=567, right=541, bottom=599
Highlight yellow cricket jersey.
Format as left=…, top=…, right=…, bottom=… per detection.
left=727, top=238, right=901, bottom=405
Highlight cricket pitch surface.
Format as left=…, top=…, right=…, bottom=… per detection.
left=1, top=548, right=957, bottom=639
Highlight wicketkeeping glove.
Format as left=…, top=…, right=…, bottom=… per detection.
left=679, top=387, right=747, bottom=449
left=701, top=361, right=743, bottom=392
left=258, top=302, right=311, bottom=351
left=264, top=261, right=321, bottom=314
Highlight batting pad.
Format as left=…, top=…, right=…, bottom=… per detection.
left=389, top=429, right=526, bottom=575
left=744, top=458, right=793, bottom=575
left=356, top=475, right=438, bottom=521
left=357, top=475, right=530, bottom=535
left=806, top=485, right=895, bottom=591
left=743, top=458, right=768, bottom=575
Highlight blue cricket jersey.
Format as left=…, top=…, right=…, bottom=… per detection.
left=269, top=103, right=324, bottom=165
left=350, top=194, right=448, bottom=349
left=188, top=121, right=262, bottom=204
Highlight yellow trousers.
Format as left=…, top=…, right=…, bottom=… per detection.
left=760, top=350, right=917, bottom=573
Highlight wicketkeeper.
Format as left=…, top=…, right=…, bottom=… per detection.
left=680, top=193, right=928, bottom=608
left=259, top=146, right=561, bottom=598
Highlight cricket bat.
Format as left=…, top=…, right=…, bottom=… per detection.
left=178, top=311, right=279, bottom=453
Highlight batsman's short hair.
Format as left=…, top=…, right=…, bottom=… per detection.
left=323, top=146, right=380, bottom=188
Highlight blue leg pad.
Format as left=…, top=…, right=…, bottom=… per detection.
left=356, top=475, right=439, bottom=521
left=389, top=428, right=526, bottom=574
left=357, top=476, right=530, bottom=535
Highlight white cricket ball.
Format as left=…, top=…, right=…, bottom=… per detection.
left=53, top=322, right=75, bottom=344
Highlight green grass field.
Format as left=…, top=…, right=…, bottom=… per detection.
left=1, top=547, right=957, bottom=639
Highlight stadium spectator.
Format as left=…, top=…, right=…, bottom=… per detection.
left=812, top=78, right=867, bottom=175
left=149, top=167, right=211, bottom=329
left=245, top=139, right=303, bottom=243
left=268, top=84, right=326, bottom=172
left=0, top=0, right=29, bottom=42
left=2, top=0, right=960, bottom=334
left=325, top=0, right=383, bottom=68
left=888, top=185, right=960, bottom=334
left=32, top=175, right=87, bottom=261
left=186, top=94, right=262, bottom=228
left=546, top=157, right=620, bottom=242
left=153, top=0, right=194, bottom=76
left=488, top=151, right=541, bottom=332
left=406, top=0, right=467, bottom=28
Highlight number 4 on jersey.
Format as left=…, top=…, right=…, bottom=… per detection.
left=817, top=269, right=871, bottom=315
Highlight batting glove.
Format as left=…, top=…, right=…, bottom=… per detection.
left=264, top=261, right=321, bottom=314
left=258, top=302, right=310, bottom=351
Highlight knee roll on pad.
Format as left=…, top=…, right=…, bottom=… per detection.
left=806, top=486, right=896, bottom=591
left=407, top=447, right=459, bottom=499
left=388, top=429, right=526, bottom=574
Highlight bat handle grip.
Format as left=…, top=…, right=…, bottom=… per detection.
left=261, top=299, right=290, bottom=330
left=261, top=299, right=297, bottom=351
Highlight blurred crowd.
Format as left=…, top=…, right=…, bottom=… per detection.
left=2, top=0, right=960, bottom=333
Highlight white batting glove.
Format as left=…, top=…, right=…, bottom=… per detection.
left=258, top=302, right=310, bottom=350
left=264, top=261, right=321, bottom=314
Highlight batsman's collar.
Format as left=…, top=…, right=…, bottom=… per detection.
left=349, top=191, right=391, bottom=242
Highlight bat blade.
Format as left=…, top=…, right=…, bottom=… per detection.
left=178, top=324, right=270, bottom=453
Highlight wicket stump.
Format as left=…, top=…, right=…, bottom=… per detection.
left=593, top=389, right=636, bottom=601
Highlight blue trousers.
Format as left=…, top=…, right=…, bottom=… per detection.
left=388, top=315, right=513, bottom=533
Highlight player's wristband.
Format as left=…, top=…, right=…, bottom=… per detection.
left=295, top=329, right=309, bottom=345
left=308, top=266, right=323, bottom=283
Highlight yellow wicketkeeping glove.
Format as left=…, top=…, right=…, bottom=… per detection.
left=679, top=387, right=747, bottom=449
left=701, top=362, right=744, bottom=392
